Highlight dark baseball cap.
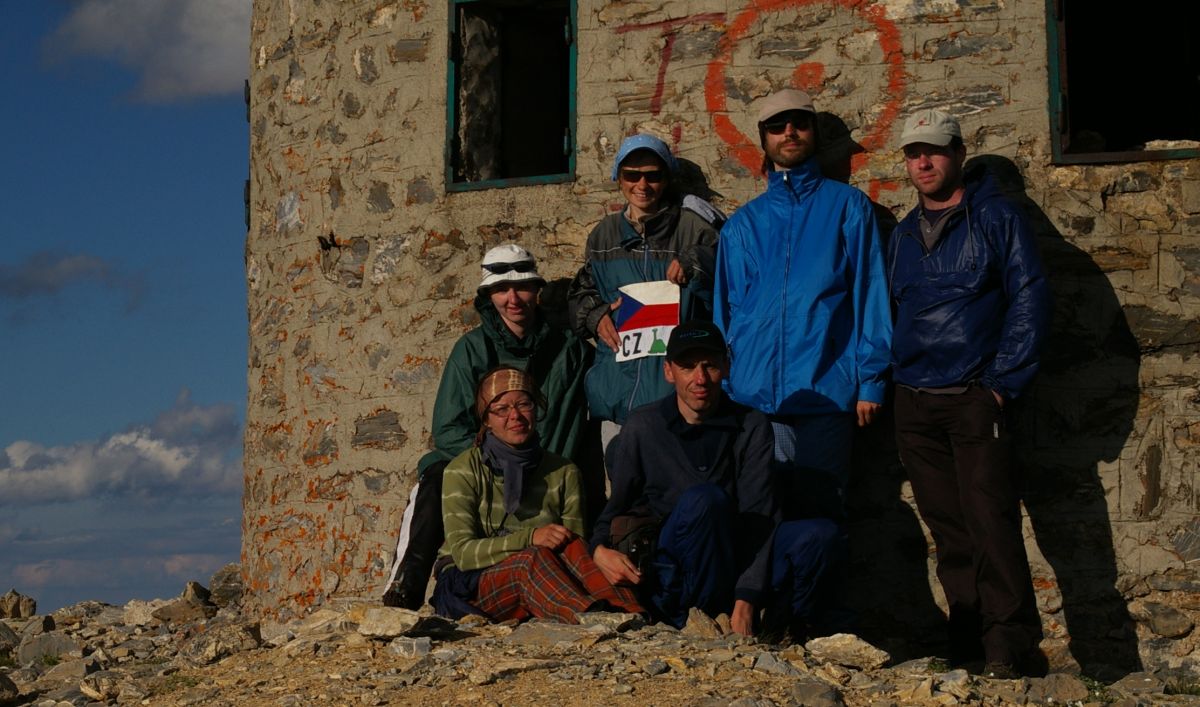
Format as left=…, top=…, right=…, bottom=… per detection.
left=666, top=320, right=727, bottom=362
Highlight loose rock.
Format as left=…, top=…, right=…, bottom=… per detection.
left=0, top=590, right=36, bottom=619
left=804, top=633, right=891, bottom=670
left=0, top=672, right=18, bottom=703
left=1142, top=601, right=1194, bottom=638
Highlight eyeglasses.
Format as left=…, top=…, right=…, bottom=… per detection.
left=487, top=399, right=536, bottom=418
left=762, top=111, right=814, bottom=135
left=482, top=260, right=537, bottom=275
left=618, top=168, right=666, bottom=184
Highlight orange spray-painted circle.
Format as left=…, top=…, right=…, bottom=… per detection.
left=704, top=0, right=907, bottom=176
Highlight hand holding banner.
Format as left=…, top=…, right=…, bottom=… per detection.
left=612, top=281, right=680, bottom=362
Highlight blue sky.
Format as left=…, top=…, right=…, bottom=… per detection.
left=0, top=0, right=251, bottom=611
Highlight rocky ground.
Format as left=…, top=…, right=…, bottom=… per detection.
left=2, top=570, right=1198, bottom=707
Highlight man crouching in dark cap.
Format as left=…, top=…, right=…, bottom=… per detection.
left=590, top=321, right=845, bottom=638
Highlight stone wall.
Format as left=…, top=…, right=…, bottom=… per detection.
left=245, top=0, right=1199, bottom=676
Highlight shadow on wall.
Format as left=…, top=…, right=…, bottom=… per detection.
left=818, top=112, right=899, bottom=236
left=972, top=155, right=1142, bottom=679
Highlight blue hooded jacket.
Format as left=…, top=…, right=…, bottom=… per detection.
left=715, top=159, right=892, bottom=415
left=887, top=166, right=1051, bottom=400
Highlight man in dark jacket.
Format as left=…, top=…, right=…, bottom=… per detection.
left=591, top=321, right=842, bottom=636
left=382, top=244, right=596, bottom=609
left=888, top=109, right=1051, bottom=678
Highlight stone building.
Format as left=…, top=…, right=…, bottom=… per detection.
left=244, top=0, right=1199, bottom=676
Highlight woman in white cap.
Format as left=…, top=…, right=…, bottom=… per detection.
left=568, top=134, right=721, bottom=454
left=383, top=244, right=597, bottom=609
left=431, top=366, right=644, bottom=623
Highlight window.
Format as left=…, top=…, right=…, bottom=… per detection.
left=1047, top=0, right=1200, bottom=163
left=447, top=0, right=576, bottom=190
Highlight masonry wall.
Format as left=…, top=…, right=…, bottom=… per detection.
left=245, top=0, right=1199, bottom=675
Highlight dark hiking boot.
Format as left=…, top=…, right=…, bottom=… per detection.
left=382, top=565, right=427, bottom=610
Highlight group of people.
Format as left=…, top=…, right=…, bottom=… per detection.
left=381, top=89, right=1051, bottom=679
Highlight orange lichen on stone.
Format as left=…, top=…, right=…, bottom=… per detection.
left=402, top=354, right=438, bottom=367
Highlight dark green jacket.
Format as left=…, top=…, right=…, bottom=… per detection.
left=418, top=296, right=594, bottom=475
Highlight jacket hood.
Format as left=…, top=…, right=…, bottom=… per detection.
left=962, top=163, right=1005, bottom=209
left=897, top=163, right=1004, bottom=238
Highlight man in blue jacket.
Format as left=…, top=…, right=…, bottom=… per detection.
left=591, top=321, right=843, bottom=638
left=888, top=109, right=1051, bottom=678
left=714, top=89, right=892, bottom=501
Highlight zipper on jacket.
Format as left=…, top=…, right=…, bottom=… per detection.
left=626, top=240, right=654, bottom=416
left=779, top=170, right=798, bottom=409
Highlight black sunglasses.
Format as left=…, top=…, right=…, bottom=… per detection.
left=619, top=168, right=666, bottom=184
left=482, top=260, right=537, bottom=275
left=762, top=111, right=814, bottom=134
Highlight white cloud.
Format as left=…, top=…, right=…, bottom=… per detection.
left=0, top=251, right=143, bottom=304
left=13, top=553, right=229, bottom=589
left=0, top=390, right=242, bottom=506
left=48, top=0, right=252, bottom=101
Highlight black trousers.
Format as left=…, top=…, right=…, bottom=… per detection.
left=894, top=384, right=1042, bottom=665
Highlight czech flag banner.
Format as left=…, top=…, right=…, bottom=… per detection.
left=612, top=281, right=680, bottom=362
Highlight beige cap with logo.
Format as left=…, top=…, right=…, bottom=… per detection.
left=899, top=109, right=962, bottom=148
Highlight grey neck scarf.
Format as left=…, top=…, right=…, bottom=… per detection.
left=480, top=432, right=543, bottom=515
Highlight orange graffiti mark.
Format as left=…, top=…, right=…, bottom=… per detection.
left=867, top=178, right=900, bottom=203
left=615, top=13, right=726, bottom=117
left=791, top=62, right=825, bottom=92
left=704, top=0, right=906, bottom=175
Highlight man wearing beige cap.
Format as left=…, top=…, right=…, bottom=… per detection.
left=714, top=89, right=892, bottom=509
left=888, top=109, right=1051, bottom=678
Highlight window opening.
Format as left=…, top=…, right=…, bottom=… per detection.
left=1048, top=0, right=1199, bottom=163
left=448, top=0, right=575, bottom=189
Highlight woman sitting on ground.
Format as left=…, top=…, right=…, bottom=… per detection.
left=431, top=366, right=645, bottom=623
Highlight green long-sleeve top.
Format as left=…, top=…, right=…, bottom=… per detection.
left=438, top=446, right=586, bottom=572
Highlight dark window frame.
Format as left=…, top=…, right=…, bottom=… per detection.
left=445, top=0, right=577, bottom=191
left=1046, top=0, right=1199, bottom=164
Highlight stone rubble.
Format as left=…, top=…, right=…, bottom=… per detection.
left=3, top=568, right=1200, bottom=706
left=0, top=593, right=36, bottom=621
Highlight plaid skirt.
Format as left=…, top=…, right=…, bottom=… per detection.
left=434, top=537, right=644, bottom=623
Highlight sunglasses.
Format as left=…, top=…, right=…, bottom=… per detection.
left=762, top=111, right=814, bottom=135
left=618, top=168, right=666, bottom=184
left=482, top=260, right=537, bottom=275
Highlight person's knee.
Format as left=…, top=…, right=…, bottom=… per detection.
left=777, top=518, right=843, bottom=558
left=527, top=545, right=559, bottom=567
left=675, top=484, right=732, bottom=519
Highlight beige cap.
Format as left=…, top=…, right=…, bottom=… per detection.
left=755, top=89, right=816, bottom=123
left=899, top=109, right=962, bottom=148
